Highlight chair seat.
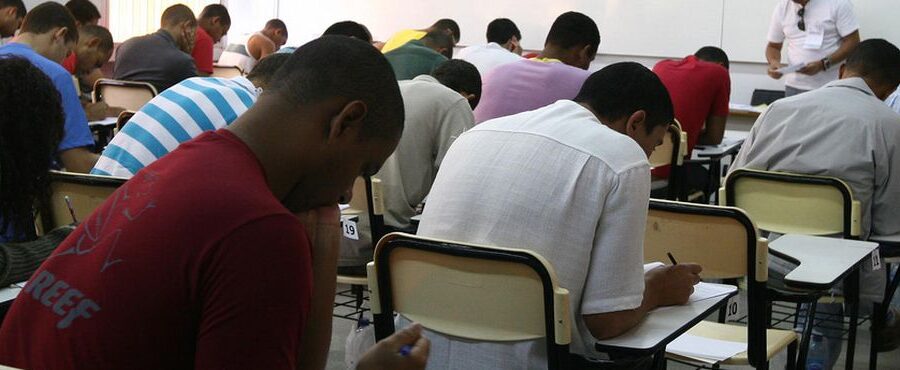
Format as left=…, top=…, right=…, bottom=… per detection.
left=337, top=274, right=368, bottom=286
left=672, top=321, right=797, bottom=365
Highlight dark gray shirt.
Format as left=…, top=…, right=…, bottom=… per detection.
left=114, top=30, right=197, bottom=92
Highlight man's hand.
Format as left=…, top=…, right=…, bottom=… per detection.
left=798, top=60, right=825, bottom=75
left=645, top=263, right=702, bottom=307
left=767, top=65, right=784, bottom=80
left=357, top=324, right=430, bottom=370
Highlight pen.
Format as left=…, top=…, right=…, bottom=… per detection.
left=667, top=252, right=678, bottom=265
left=64, top=196, right=78, bottom=224
left=399, top=344, right=412, bottom=357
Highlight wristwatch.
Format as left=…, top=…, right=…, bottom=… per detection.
left=821, top=57, right=832, bottom=70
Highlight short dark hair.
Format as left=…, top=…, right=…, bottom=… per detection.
left=65, top=0, right=100, bottom=25
left=323, top=21, right=372, bottom=43
left=486, top=18, right=520, bottom=45
left=575, top=62, right=674, bottom=132
left=199, top=4, right=230, bottom=27
left=545, top=12, right=600, bottom=55
left=266, top=36, right=404, bottom=139
left=246, top=53, right=291, bottom=88
left=844, top=39, right=900, bottom=90
left=0, top=0, right=26, bottom=19
left=160, top=4, right=196, bottom=28
left=0, top=56, right=65, bottom=239
left=421, top=30, right=454, bottom=58
left=432, top=59, right=482, bottom=109
left=80, top=24, right=113, bottom=52
left=432, top=18, right=460, bottom=43
left=20, top=2, right=78, bottom=44
left=695, top=46, right=730, bottom=70
left=265, top=18, right=287, bottom=32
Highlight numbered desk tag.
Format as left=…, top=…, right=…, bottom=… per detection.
left=872, top=249, right=882, bottom=271
left=341, top=216, right=360, bottom=240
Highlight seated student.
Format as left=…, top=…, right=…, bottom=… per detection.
left=414, top=62, right=701, bottom=369
left=114, top=4, right=198, bottom=92
left=731, top=39, right=900, bottom=363
left=92, top=53, right=290, bottom=178
left=61, top=25, right=122, bottom=120
left=381, top=18, right=459, bottom=54
left=218, top=18, right=287, bottom=73
left=0, top=35, right=428, bottom=370
left=191, top=4, right=231, bottom=77
left=888, top=87, right=900, bottom=114
left=474, top=12, right=598, bottom=124
left=0, top=57, right=79, bottom=285
left=456, top=18, right=523, bottom=77
left=64, top=0, right=99, bottom=26
left=0, top=2, right=97, bottom=173
left=384, top=30, right=454, bottom=81
left=651, top=46, right=731, bottom=192
left=0, top=0, right=24, bottom=46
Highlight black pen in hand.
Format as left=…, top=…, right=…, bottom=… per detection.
left=667, top=252, right=678, bottom=265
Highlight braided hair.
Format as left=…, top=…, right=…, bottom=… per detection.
left=0, top=56, right=65, bottom=241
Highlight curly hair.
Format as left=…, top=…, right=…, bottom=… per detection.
left=0, top=57, right=65, bottom=241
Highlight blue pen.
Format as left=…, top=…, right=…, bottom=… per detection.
left=399, top=344, right=412, bottom=357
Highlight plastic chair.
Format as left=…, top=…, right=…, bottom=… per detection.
left=649, top=120, right=688, bottom=200
left=37, top=170, right=126, bottom=233
left=92, top=79, right=158, bottom=112
left=335, top=176, right=385, bottom=320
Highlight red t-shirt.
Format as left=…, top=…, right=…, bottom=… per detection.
left=652, top=55, right=731, bottom=177
left=191, top=27, right=215, bottom=74
left=62, top=52, right=77, bottom=74
left=0, top=130, right=313, bottom=370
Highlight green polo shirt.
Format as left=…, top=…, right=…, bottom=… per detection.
left=384, top=40, right=448, bottom=81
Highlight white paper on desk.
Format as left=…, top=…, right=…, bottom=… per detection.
left=339, top=204, right=350, bottom=211
left=668, top=334, right=747, bottom=363
left=729, top=103, right=766, bottom=114
left=690, top=282, right=736, bottom=303
left=88, top=117, right=117, bottom=127
left=777, top=63, right=805, bottom=74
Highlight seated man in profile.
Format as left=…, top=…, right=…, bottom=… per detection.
left=384, top=30, right=454, bottom=81
left=61, top=25, right=123, bottom=120
left=415, top=62, right=702, bottom=369
left=456, top=18, right=523, bottom=77
left=731, top=39, right=900, bottom=363
left=218, top=19, right=288, bottom=73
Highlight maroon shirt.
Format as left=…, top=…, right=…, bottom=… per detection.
left=0, top=130, right=313, bottom=370
left=652, top=55, right=731, bottom=177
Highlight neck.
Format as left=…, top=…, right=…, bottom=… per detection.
left=12, top=33, right=58, bottom=62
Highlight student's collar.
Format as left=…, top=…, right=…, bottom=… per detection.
left=529, top=57, right=562, bottom=64
left=156, top=29, right=177, bottom=46
left=412, top=74, right=439, bottom=84
left=824, top=77, right=876, bottom=97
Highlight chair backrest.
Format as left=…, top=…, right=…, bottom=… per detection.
left=721, top=168, right=861, bottom=238
left=347, top=176, right=386, bottom=242
left=368, top=233, right=571, bottom=370
left=648, top=120, right=687, bottom=169
left=645, top=199, right=769, bottom=367
left=114, top=110, right=136, bottom=132
left=92, top=79, right=158, bottom=112
left=38, top=171, right=126, bottom=232
left=212, top=65, right=244, bottom=78
left=750, top=89, right=785, bottom=106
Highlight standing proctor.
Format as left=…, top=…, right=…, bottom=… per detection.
left=765, top=0, right=860, bottom=96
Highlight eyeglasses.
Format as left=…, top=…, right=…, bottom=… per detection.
left=797, top=6, right=806, bottom=31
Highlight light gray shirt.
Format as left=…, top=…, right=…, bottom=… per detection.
left=732, top=77, right=900, bottom=239
left=887, top=88, right=900, bottom=114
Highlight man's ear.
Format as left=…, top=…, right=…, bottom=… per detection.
left=53, top=27, right=69, bottom=44
left=838, top=63, right=846, bottom=79
left=624, top=110, right=647, bottom=137
left=327, top=100, right=368, bottom=142
left=578, top=44, right=593, bottom=68
left=87, top=37, right=101, bottom=48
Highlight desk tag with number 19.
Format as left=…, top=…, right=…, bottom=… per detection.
left=342, top=218, right=360, bottom=240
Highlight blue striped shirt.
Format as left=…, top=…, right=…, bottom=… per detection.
left=92, top=76, right=259, bottom=178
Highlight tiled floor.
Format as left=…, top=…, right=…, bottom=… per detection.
left=326, top=284, right=900, bottom=369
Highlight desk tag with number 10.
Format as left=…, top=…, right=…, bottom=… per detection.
left=872, top=249, right=882, bottom=271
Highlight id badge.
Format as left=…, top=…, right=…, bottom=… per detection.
left=803, top=26, right=825, bottom=50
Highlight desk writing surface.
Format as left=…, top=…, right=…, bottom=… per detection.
left=0, top=285, right=22, bottom=304
left=693, top=130, right=748, bottom=159
left=595, top=286, right=736, bottom=353
left=871, top=233, right=900, bottom=244
left=728, top=103, right=765, bottom=119
left=769, top=234, right=877, bottom=289
left=88, top=117, right=118, bottom=127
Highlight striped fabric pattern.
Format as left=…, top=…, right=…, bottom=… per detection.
left=92, top=76, right=259, bottom=178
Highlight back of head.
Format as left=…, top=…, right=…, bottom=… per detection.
left=545, top=11, right=600, bottom=55
left=80, top=24, right=113, bottom=52
left=265, top=18, right=287, bottom=33
left=432, top=18, right=460, bottom=43
left=246, top=53, right=291, bottom=89
left=486, top=18, right=520, bottom=45
left=0, top=56, right=65, bottom=237
left=199, top=4, right=231, bottom=27
left=20, top=2, right=77, bottom=44
left=0, top=0, right=25, bottom=19
left=160, top=4, right=196, bottom=28
left=694, top=46, right=730, bottom=70
left=432, top=59, right=482, bottom=109
left=65, top=0, right=100, bottom=25
left=421, top=29, right=454, bottom=58
left=323, top=21, right=372, bottom=43
left=575, top=62, right=674, bottom=131
left=844, top=38, right=900, bottom=96
left=266, top=36, right=404, bottom=139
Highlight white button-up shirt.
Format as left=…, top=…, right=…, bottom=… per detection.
left=456, top=42, right=523, bottom=78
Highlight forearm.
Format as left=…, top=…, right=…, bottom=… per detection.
left=828, top=32, right=860, bottom=64
left=59, top=147, right=100, bottom=173
left=765, top=43, right=783, bottom=66
left=295, top=223, right=339, bottom=370
left=698, top=116, right=727, bottom=145
left=583, top=293, right=657, bottom=340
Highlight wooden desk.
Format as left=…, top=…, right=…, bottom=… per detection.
left=595, top=286, right=737, bottom=359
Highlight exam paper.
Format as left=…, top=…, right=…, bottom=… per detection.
left=668, top=334, right=747, bottom=363
left=88, top=117, right=118, bottom=127
left=777, top=63, right=805, bottom=74
left=644, top=262, right=736, bottom=303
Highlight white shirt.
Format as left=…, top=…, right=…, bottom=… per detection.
left=887, top=88, right=900, bottom=114
left=456, top=42, right=523, bottom=78
left=767, top=0, right=859, bottom=90
left=416, top=100, right=649, bottom=368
